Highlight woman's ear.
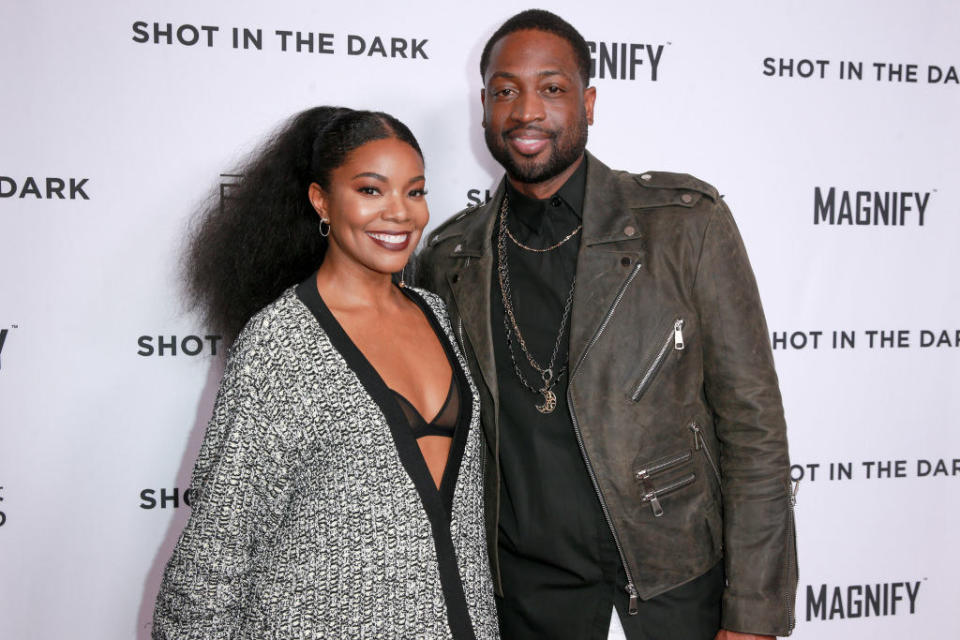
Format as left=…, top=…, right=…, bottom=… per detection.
left=308, top=182, right=327, bottom=218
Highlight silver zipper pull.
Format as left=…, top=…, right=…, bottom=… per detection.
left=626, top=583, right=639, bottom=615
left=674, top=319, right=685, bottom=350
left=791, top=479, right=800, bottom=506
left=689, top=423, right=702, bottom=450
left=647, top=493, right=664, bottom=517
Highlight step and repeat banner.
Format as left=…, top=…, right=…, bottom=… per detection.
left=1, top=1, right=958, bottom=638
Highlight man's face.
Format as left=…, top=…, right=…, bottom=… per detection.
left=482, top=29, right=596, bottom=185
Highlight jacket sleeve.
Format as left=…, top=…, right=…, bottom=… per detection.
left=152, top=340, right=291, bottom=639
left=692, top=199, right=798, bottom=636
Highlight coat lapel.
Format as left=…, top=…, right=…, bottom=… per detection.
left=446, top=181, right=505, bottom=401
left=446, top=157, right=646, bottom=393
left=568, top=153, right=646, bottom=369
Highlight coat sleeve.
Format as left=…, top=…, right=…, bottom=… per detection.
left=692, top=199, right=798, bottom=636
left=152, top=339, right=291, bottom=639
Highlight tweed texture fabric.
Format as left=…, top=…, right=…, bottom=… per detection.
left=152, top=286, right=498, bottom=639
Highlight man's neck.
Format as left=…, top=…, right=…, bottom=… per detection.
left=507, top=153, right=585, bottom=200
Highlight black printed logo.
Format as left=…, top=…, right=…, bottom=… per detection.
left=807, top=580, right=922, bottom=621
left=140, top=487, right=193, bottom=509
left=814, top=187, right=931, bottom=227
left=0, top=176, right=89, bottom=200
left=137, top=334, right=223, bottom=357
left=588, top=41, right=665, bottom=81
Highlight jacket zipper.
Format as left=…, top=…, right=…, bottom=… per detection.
left=634, top=450, right=692, bottom=480
left=689, top=423, right=721, bottom=486
left=567, top=262, right=643, bottom=614
left=784, top=481, right=799, bottom=632
left=638, top=473, right=696, bottom=517
left=630, top=319, right=685, bottom=402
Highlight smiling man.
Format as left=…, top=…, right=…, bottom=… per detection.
left=419, top=9, right=797, bottom=640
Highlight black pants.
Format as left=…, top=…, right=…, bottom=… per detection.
left=614, top=562, right=724, bottom=640
left=496, top=561, right=724, bottom=640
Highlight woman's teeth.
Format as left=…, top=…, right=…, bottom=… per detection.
left=368, top=232, right=409, bottom=244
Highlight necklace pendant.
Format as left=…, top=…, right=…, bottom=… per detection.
left=535, top=388, right=557, bottom=414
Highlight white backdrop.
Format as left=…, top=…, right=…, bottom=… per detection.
left=1, top=1, right=958, bottom=638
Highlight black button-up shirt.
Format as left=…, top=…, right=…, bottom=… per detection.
left=491, top=158, right=622, bottom=639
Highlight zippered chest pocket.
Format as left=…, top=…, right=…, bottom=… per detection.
left=629, top=318, right=685, bottom=402
left=634, top=449, right=695, bottom=517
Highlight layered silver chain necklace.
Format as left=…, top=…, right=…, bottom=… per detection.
left=496, top=194, right=578, bottom=414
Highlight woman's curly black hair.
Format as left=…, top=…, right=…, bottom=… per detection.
left=182, top=106, right=423, bottom=342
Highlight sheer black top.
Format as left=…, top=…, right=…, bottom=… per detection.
left=390, top=373, right=461, bottom=439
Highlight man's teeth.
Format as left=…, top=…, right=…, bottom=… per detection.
left=368, top=232, right=408, bottom=244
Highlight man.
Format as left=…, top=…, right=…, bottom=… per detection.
left=419, top=9, right=797, bottom=640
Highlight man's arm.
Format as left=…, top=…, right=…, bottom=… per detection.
left=716, top=632, right=774, bottom=640
left=692, top=199, right=798, bottom=636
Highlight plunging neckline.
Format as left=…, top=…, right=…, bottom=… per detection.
left=295, top=275, right=472, bottom=510
left=294, top=275, right=478, bottom=640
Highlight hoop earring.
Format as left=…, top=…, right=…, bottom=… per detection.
left=319, top=219, right=330, bottom=237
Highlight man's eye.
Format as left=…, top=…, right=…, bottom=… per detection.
left=545, top=85, right=563, bottom=94
left=496, top=88, right=515, bottom=97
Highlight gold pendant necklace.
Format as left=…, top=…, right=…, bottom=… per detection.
left=506, top=221, right=582, bottom=253
left=536, top=388, right=557, bottom=414
left=497, top=195, right=576, bottom=414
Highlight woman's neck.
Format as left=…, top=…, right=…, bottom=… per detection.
left=315, top=254, right=402, bottom=313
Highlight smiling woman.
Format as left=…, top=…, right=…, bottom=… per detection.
left=152, top=107, right=499, bottom=639
left=308, top=137, right=428, bottom=279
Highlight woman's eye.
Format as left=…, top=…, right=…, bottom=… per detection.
left=409, top=188, right=428, bottom=197
left=358, top=186, right=380, bottom=195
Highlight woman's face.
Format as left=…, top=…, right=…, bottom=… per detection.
left=310, top=137, right=428, bottom=278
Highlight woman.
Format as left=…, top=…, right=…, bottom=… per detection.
left=152, top=107, right=498, bottom=639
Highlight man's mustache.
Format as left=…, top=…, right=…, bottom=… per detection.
left=502, top=125, right=557, bottom=138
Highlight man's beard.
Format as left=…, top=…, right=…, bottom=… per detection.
left=485, top=113, right=588, bottom=184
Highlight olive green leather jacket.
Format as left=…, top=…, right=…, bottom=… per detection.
left=418, top=153, right=797, bottom=636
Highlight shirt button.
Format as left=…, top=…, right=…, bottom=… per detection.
left=640, top=173, right=652, bottom=181
left=452, top=273, right=460, bottom=283
left=550, top=196, right=562, bottom=207
left=624, top=225, right=636, bottom=237
left=620, top=256, right=631, bottom=266
left=454, top=243, right=463, bottom=253
left=681, top=193, right=693, bottom=204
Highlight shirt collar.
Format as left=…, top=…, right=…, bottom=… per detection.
left=505, top=155, right=587, bottom=234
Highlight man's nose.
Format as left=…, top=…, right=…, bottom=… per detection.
left=511, top=91, right=546, bottom=123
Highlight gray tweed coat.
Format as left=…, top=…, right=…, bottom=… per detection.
left=152, top=282, right=499, bottom=639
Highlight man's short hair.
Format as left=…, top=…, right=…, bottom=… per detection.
left=479, top=9, right=591, bottom=87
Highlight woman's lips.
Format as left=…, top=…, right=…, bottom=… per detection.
left=366, top=231, right=411, bottom=251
